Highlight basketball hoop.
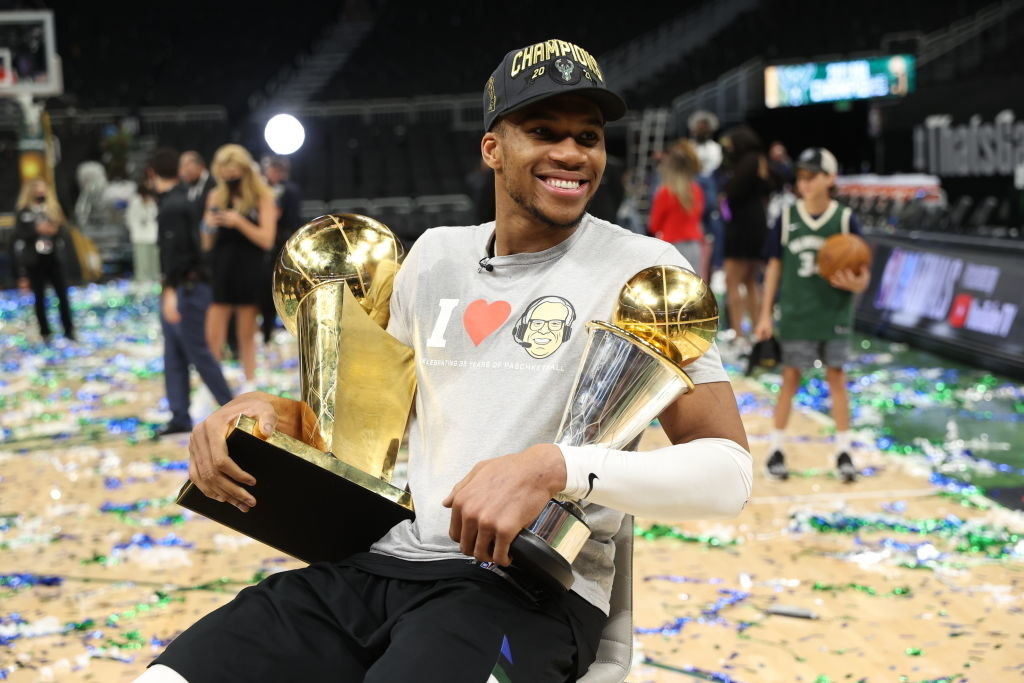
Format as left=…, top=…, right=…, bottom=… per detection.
left=0, top=10, right=64, bottom=98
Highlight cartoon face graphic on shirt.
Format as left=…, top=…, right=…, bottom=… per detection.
left=512, top=296, right=576, bottom=359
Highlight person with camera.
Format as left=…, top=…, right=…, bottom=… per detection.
left=12, top=177, right=76, bottom=343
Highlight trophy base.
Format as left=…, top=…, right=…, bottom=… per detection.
left=177, top=415, right=414, bottom=565
left=508, top=499, right=592, bottom=593
left=509, top=530, right=576, bottom=593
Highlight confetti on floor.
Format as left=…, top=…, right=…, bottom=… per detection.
left=2, top=282, right=1022, bottom=682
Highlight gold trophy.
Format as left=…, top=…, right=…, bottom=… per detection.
left=176, top=215, right=417, bottom=564
left=506, top=265, right=719, bottom=592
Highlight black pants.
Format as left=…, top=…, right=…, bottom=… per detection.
left=152, top=557, right=604, bottom=683
left=160, top=282, right=234, bottom=428
left=27, top=256, right=73, bottom=338
left=259, top=247, right=279, bottom=343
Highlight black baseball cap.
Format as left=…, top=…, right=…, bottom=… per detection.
left=483, top=39, right=627, bottom=131
left=796, top=147, right=839, bottom=175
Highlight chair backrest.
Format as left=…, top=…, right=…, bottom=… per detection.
left=577, top=515, right=634, bottom=683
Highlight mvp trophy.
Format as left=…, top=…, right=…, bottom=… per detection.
left=177, top=215, right=416, bottom=563
left=507, top=265, right=719, bottom=592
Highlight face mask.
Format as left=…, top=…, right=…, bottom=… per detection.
left=225, top=178, right=242, bottom=192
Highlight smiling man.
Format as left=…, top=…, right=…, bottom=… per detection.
left=139, top=39, right=752, bottom=683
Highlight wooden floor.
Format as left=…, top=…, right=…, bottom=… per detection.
left=1, top=338, right=1022, bottom=682
left=628, top=383, right=1023, bottom=682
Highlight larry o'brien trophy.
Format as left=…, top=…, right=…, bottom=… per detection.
left=507, top=265, right=719, bottom=592
left=176, top=214, right=416, bottom=563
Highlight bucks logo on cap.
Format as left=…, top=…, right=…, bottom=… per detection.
left=553, top=57, right=580, bottom=84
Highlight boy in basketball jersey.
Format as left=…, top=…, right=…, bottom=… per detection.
left=754, top=148, right=870, bottom=482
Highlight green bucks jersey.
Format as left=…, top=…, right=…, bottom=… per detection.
left=777, top=200, right=855, bottom=341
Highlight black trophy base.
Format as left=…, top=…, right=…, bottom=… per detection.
left=509, top=530, right=574, bottom=594
left=177, top=422, right=414, bottom=565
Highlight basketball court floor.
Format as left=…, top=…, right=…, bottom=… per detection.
left=1, top=281, right=1021, bottom=682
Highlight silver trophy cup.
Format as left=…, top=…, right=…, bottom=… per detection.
left=507, top=265, right=719, bottom=592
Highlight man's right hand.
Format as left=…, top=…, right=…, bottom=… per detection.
left=754, top=316, right=773, bottom=342
left=188, top=392, right=280, bottom=513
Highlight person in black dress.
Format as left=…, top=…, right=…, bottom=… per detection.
left=719, top=125, right=771, bottom=345
left=201, top=144, right=277, bottom=391
left=12, top=177, right=76, bottom=342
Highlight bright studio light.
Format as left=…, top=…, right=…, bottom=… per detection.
left=264, top=114, right=305, bottom=155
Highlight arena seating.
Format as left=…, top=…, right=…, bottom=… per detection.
left=624, top=0, right=986, bottom=107
left=49, top=2, right=343, bottom=115
left=310, top=3, right=693, bottom=102
left=841, top=190, right=1020, bottom=240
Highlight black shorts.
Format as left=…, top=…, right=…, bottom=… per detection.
left=152, top=553, right=606, bottom=683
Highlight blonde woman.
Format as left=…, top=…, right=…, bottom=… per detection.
left=648, top=140, right=705, bottom=276
left=12, top=177, right=76, bottom=341
left=202, top=145, right=276, bottom=390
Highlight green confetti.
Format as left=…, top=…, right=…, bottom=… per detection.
left=634, top=523, right=739, bottom=548
left=812, top=581, right=912, bottom=597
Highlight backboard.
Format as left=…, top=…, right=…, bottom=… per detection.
left=0, top=10, right=63, bottom=97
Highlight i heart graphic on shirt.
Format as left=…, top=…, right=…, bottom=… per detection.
left=463, top=299, right=511, bottom=346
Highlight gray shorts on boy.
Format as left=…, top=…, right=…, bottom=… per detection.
left=780, top=338, right=850, bottom=369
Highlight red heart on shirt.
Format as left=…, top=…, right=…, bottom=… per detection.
left=463, top=299, right=511, bottom=346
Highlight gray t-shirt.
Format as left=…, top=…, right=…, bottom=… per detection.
left=371, top=214, right=729, bottom=613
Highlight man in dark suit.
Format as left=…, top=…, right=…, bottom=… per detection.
left=259, top=155, right=302, bottom=343
left=153, top=147, right=233, bottom=436
left=179, top=151, right=216, bottom=210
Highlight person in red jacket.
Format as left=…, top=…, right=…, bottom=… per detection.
left=648, top=140, right=705, bottom=277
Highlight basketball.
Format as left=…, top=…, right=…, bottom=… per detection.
left=817, top=233, right=872, bottom=280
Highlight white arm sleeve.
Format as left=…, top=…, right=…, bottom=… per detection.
left=558, top=438, right=752, bottom=520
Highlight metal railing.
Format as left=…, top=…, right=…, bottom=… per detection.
left=917, top=0, right=1024, bottom=66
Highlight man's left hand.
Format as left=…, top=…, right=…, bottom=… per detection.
left=442, top=444, right=566, bottom=567
left=829, top=267, right=870, bottom=293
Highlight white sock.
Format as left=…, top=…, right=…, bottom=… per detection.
left=769, top=429, right=785, bottom=453
left=835, top=430, right=852, bottom=454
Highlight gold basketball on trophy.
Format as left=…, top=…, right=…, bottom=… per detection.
left=612, top=265, right=718, bottom=367
left=273, top=213, right=403, bottom=334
